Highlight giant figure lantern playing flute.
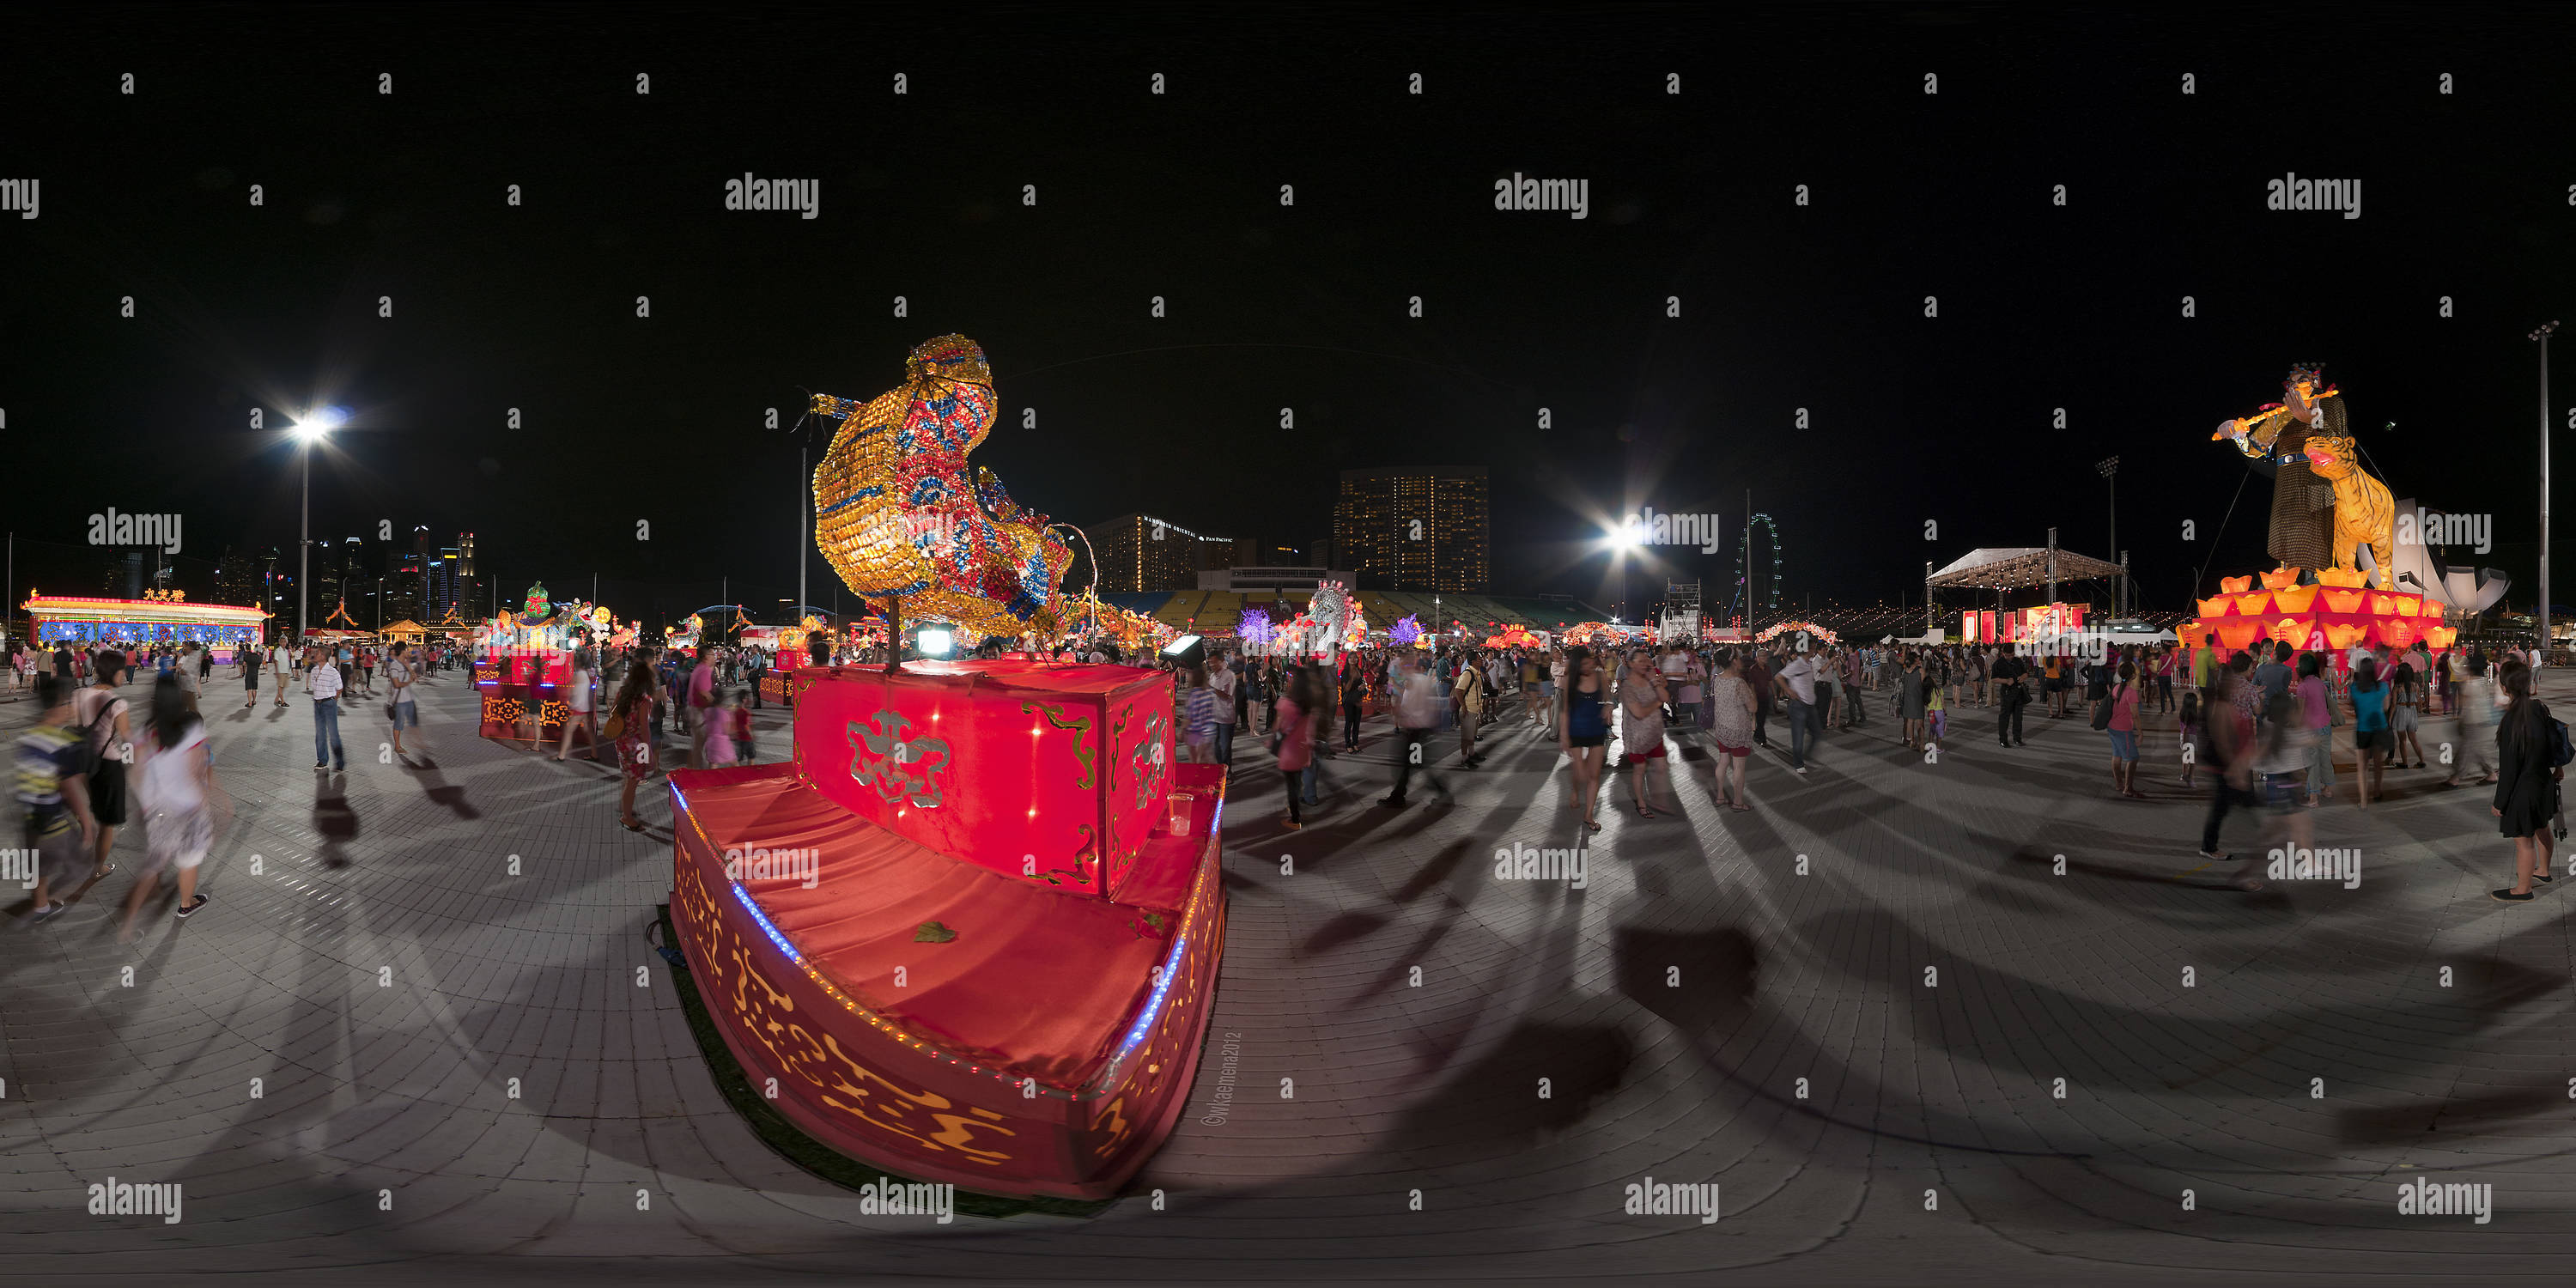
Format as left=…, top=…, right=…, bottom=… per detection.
left=2189, top=364, right=2460, bottom=657
left=2212, top=363, right=2394, bottom=587
left=664, top=335, right=1228, bottom=1200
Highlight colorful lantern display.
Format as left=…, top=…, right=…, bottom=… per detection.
left=807, top=334, right=1075, bottom=640
left=666, top=336, right=1227, bottom=1201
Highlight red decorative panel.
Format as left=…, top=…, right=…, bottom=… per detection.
left=666, top=758, right=1225, bottom=1199
left=789, top=661, right=1174, bottom=897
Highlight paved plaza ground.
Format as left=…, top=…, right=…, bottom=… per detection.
left=3, top=661, right=2573, bottom=1285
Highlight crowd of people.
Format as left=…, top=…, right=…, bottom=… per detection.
left=1139, top=629, right=2561, bottom=905
left=19, top=620, right=2561, bottom=938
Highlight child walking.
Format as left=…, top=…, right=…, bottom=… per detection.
left=706, top=689, right=742, bottom=768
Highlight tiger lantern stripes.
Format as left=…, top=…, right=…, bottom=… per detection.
left=2302, top=434, right=2395, bottom=589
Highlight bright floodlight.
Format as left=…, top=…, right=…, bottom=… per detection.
left=916, top=627, right=953, bottom=657
left=1607, top=519, right=1642, bottom=550
left=295, top=408, right=346, bottom=440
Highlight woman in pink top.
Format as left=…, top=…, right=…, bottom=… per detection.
left=1274, top=668, right=1318, bottom=829
left=2105, top=659, right=2144, bottom=798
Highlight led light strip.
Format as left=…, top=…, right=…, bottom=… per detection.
left=677, top=783, right=1079, bottom=1098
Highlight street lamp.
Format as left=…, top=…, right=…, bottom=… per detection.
left=291, top=409, right=343, bottom=642
left=2097, top=456, right=2120, bottom=616
left=2533, top=320, right=2558, bottom=664
left=1606, top=518, right=1643, bottom=623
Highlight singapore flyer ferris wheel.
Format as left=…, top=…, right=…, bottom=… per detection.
left=1735, top=512, right=1782, bottom=617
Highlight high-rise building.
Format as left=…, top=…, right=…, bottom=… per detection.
left=447, top=532, right=483, bottom=622
left=215, top=545, right=260, bottom=611
left=431, top=550, right=457, bottom=623
left=1332, top=466, right=1490, bottom=592
left=1195, top=534, right=1260, bottom=574
left=324, top=537, right=368, bottom=620
left=1083, top=513, right=1210, bottom=594
left=383, top=526, right=430, bottom=624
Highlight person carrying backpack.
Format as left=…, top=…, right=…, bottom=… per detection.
left=1451, top=657, right=1487, bottom=768
left=16, top=675, right=101, bottom=923
left=2489, top=660, right=2563, bottom=902
left=73, top=652, right=134, bottom=884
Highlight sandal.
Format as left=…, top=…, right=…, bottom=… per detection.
left=620, top=817, right=647, bottom=832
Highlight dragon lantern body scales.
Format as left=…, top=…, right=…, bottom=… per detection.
left=809, top=335, right=1074, bottom=640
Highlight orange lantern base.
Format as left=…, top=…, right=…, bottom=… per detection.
left=2191, top=571, right=2443, bottom=657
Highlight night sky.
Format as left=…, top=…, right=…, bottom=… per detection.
left=7, top=3, right=2574, bottom=629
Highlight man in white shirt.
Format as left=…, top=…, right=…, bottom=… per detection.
left=270, top=641, right=292, bottom=708
left=1658, top=644, right=1689, bottom=718
left=1773, top=650, right=1820, bottom=775
left=308, top=649, right=346, bottom=770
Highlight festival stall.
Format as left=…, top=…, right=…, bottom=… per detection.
left=21, top=591, right=270, bottom=664
left=668, top=335, right=1225, bottom=1200
left=473, top=583, right=611, bottom=743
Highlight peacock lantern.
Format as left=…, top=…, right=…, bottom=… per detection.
left=808, top=334, right=1074, bottom=647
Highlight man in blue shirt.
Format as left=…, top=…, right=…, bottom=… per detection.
left=2252, top=641, right=2295, bottom=725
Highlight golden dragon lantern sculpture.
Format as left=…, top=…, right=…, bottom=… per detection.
left=809, top=335, right=1075, bottom=665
